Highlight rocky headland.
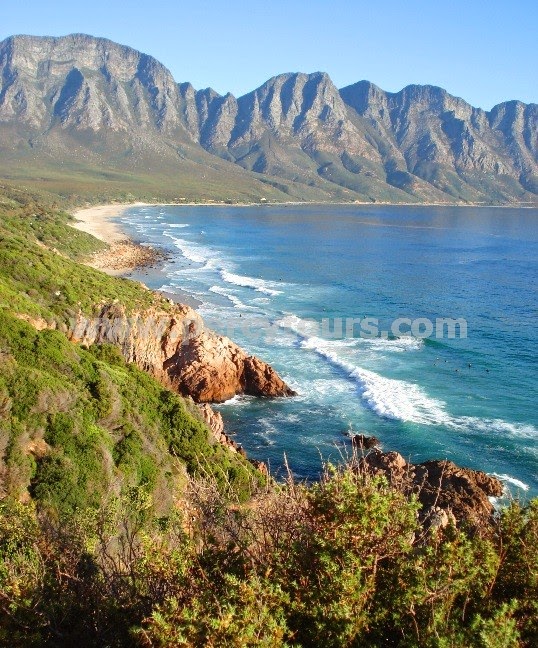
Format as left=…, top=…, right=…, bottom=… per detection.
left=66, top=299, right=505, bottom=534
left=68, top=301, right=295, bottom=403
left=64, top=300, right=294, bottom=467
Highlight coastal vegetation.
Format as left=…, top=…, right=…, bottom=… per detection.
left=0, top=186, right=537, bottom=646
left=1, top=461, right=537, bottom=647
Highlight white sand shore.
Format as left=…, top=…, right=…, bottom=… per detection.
left=71, top=202, right=150, bottom=243
left=70, top=202, right=160, bottom=275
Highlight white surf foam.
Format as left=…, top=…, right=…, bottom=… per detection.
left=277, top=314, right=321, bottom=338
left=209, top=285, right=250, bottom=310
left=277, top=314, right=423, bottom=352
left=217, top=394, right=256, bottom=406
left=449, top=417, right=538, bottom=439
left=255, top=419, right=279, bottom=446
left=492, top=474, right=530, bottom=491
left=168, top=223, right=189, bottom=228
left=162, top=232, right=208, bottom=264
left=200, top=258, right=221, bottom=271
left=220, top=270, right=283, bottom=296
left=279, top=315, right=538, bottom=439
left=358, top=336, right=424, bottom=352
left=296, top=334, right=449, bottom=424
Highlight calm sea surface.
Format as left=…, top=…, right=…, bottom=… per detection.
left=120, top=204, right=538, bottom=497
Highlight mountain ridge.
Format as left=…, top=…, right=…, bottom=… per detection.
left=0, top=33, right=536, bottom=204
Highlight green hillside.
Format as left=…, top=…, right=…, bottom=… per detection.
left=0, top=185, right=261, bottom=509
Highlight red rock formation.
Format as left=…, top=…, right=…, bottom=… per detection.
left=68, top=301, right=295, bottom=403
left=169, top=334, right=295, bottom=402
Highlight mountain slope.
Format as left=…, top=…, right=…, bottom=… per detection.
left=0, top=34, right=536, bottom=204
left=340, top=81, right=538, bottom=202
left=0, top=35, right=335, bottom=202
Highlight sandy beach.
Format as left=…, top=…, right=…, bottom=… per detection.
left=71, top=202, right=146, bottom=243
left=71, top=202, right=163, bottom=275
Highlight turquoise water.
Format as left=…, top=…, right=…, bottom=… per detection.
left=121, top=204, right=538, bottom=496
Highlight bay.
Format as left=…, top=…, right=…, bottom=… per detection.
left=121, top=204, right=538, bottom=496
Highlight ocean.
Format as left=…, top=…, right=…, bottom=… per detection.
left=120, top=204, right=538, bottom=497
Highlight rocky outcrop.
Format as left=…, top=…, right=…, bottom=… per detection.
left=359, top=450, right=504, bottom=534
left=68, top=301, right=295, bottom=403
left=349, top=433, right=380, bottom=449
left=242, top=356, right=296, bottom=398
left=197, top=403, right=270, bottom=476
left=197, top=403, right=243, bottom=454
left=166, top=328, right=295, bottom=402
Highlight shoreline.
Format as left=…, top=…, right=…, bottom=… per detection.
left=70, top=197, right=538, bottom=298
left=70, top=203, right=140, bottom=243
left=72, top=201, right=538, bottom=229
left=70, top=202, right=201, bottom=308
left=69, top=201, right=536, bottom=497
left=70, top=198, right=538, bottom=278
left=71, top=202, right=165, bottom=276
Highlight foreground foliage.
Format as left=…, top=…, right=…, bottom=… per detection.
left=0, top=467, right=536, bottom=647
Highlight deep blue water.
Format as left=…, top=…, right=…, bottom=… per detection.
left=120, top=204, right=538, bottom=497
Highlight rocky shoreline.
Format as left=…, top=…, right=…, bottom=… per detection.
left=86, top=239, right=165, bottom=275
left=357, top=444, right=504, bottom=534
left=69, top=204, right=511, bottom=532
left=65, top=299, right=294, bottom=475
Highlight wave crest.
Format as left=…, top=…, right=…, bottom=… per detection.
left=220, top=270, right=283, bottom=296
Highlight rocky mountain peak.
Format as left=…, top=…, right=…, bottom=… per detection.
left=0, top=33, right=536, bottom=205
left=0, top=33, right=186, bottom=135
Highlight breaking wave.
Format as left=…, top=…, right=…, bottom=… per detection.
left=221, top=270, right=283, bottom=296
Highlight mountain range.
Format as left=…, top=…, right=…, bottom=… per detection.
left=1, top=33, right=537, bottom=204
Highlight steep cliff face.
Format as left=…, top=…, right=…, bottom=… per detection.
left=0, top=34, right=188, bottom=137
left=0, top=33, right=536, bottom=204
left=68, top=302, right=295, bottom=403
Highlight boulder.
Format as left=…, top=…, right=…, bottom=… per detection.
left=350, top=434, right=380, bottom=450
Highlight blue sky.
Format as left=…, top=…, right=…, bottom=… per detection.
left=2, top=0, right=537, bottom=109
